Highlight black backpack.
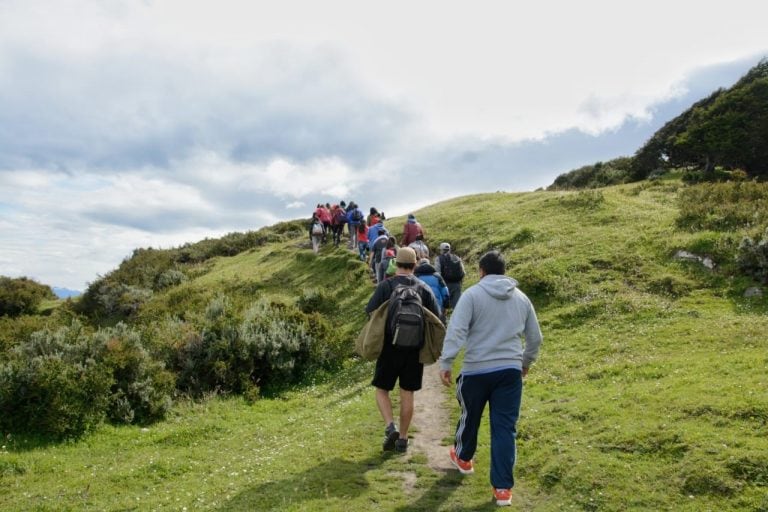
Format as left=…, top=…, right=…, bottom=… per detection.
left=440, top=254, right=465, bottom=282
left=387, top=282, right=424, bottom=350
left=351, top=209, right=364, bottom=223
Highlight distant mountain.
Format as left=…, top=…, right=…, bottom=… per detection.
left=52, top=287, right=82, bottom=299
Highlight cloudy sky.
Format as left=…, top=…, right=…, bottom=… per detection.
left=1, top=0, right=766, bottom=291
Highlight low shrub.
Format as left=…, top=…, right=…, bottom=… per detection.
left=513, top=261, right=562, bottom=306
left=736, top=227, right=768, bottom=283
left=171, top=296, right=338, bottom=397
left=646, top=273, right=695, bottom=297
left=677, top=182, right=768, bottom=231
left=0, top=321, right=175, bottom=439
left=92, top=324, right=175, bottom=424
left=77, top=279, right=153, bottom=319
left=154, top=269, right=187, bottom=290
left=0, top=276, right=55, bottom=317
left=683, top=231, right=739, bottom=263
left=296, top=288, right=339, bottom=316
left=0, top=315, right=52, bottom=354
left=511, top=227, right=536, bottom=246
left=0, top=323, right=111, bottom=439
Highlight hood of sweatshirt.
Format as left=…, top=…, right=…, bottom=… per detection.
left=414, top=262, right=437, bottom=275
left=478, top=275, right=518, bottom=300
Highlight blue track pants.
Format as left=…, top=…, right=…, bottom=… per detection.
left=454, top=368, right=523, bottom=489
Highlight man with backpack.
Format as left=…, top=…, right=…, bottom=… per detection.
left=435, top=242, right=465, bottom=309
left=365, top=247, right=441, bottom=453
left=439, top=250, right=543, bottom=507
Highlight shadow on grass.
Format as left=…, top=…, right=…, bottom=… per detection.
left=392, top=470, right=497, bottom=512
left=219, top=455, right=383, bottom=511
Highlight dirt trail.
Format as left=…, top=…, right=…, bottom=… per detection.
left=410, top=365, right=453, bottom=471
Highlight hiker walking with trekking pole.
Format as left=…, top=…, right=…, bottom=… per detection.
left=439, top=250, right=543, bottom=507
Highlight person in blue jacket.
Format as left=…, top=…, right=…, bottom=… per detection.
left=346, top=202, right=365, bottom=250
left=414, top=258, right=449, bottom=323
left=368, top=219, right=387, bottom=250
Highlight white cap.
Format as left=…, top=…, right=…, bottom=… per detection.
left=439, top=242, right=450, bottom=252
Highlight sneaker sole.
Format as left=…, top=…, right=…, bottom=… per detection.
left=495, top=499, right=511, bottom=506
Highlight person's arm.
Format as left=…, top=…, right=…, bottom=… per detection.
left=522, top=298, right=543, bottom=373
left=365, top=280, right=391, bottom=315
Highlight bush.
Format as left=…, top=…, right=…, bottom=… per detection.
left=0, top=356, right=111, bottom=440
left=736, top=227, right=768, bottom=283
left=0, top=323, right=111, bottom=439
left=0, top=321, right=175, bottom=439
left=513, top=261, right=562, bottom=306
left=154, top=269, right=187, bottom=290
left=0, top=277, right=55, bottom=317
left=77, top=279, right=153, bottom=319
left=296, top=288, right=338, bottom=316
left=646, top=273, right=695, bottom=297
left=677, top=182, right=768, bottom=231
left=171, top=296, right=338, bottom=396
left=92, top=324, right=175, bottom=424
left=548, top=157, right=633, bottom=190
left=0, top=315, right=52, bottom=355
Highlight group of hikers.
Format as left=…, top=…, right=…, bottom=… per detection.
left=308, top=203, right=467, bottom=322
left=310, top=201, right=543, bottom=507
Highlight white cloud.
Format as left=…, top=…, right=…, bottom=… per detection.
left=1, top=0, right=766, bottom=290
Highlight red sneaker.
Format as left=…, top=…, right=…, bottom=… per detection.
left=449, top=446, right=474, bottom=474
left=492, top=488, right=512, bottom=506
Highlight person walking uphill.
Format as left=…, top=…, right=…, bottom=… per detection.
left=308, top=213, right=324, bottom=254
left=365, top=247, right=441, bottom=453
left=347, top=202, right=365, bottom=250
left=439, top=250, right=543, bottom=507
left=435, top=242, right=465, bottom=309
left=401, top=213, right=425, bottom=247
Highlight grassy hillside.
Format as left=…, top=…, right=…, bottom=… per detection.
left=2, top=180, right=768, bottom=511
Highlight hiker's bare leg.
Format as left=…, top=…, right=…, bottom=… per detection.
left=375, top=388, right=395, bottom=426
left=398, top=389, right=414, bottom=438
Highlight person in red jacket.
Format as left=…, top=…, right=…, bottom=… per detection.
left=401, top=214, right=425, bottom=246
left=315, top=203, right=332, bottom=244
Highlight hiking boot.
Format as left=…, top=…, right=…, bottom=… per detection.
left=382, top=423, right=399, bottom=451
left=449, top=446, right=474, bottom=474
left=492, top=488, right=512, bottom=506
left=394, top=438, right=408, bottom=453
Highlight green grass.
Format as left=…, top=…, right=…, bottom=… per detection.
left=3, top=180, right=768, bottom=510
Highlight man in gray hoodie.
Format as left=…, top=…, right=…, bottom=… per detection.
left=439, top=250, right=542, bottom=507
